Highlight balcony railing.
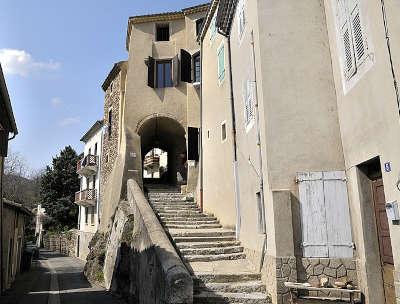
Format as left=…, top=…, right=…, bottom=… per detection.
left=74, top=189, right=97, bottom=207
left=77, top=154, right=98, bottom=176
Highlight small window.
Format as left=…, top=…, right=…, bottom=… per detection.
left=156, top=24, right=170, bottom=41
left=156, top=61, right=173, bottom=88
left=108, top=109, right=112, bottom=139
left=94, top=143, right=98, bottom=156
left=244, top=79, right=255, bottom=127
left=221, top=122, right=227, bottom=142
left=238, top=0, right=246, bottom=38
left=110, top=82, right=113, bottom=92
left=196, top=18, right=205, bottom=36
left=105, top=154, right=109, bottom=163
left=193, top=53, right=201, bottom=83
left=207, top=130, right=210, bottom=139
left=217, top=44, right=225, bottom=82
left=210, top=14, right=217, bottom=41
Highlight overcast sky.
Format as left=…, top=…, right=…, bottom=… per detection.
left=0, top=0, right=205, bottom=171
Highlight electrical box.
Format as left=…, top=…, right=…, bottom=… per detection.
left=385, top=201, right=400, bottom=221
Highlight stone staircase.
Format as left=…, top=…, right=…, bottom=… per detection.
left=146, top=184, right=271, bottom=304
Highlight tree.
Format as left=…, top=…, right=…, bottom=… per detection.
left=3, top=150, right=42, bottom=210
left=40, top=146, right=80, bottom=231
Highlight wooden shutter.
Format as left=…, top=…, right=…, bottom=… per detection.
left=340, top=21, right=356, bottom=79
left=298, top=171, right=353, bottom=258
left=187, top=127, right=199, bottom=161
left=147, top=56, right=155, bottom=88
left=298, top=172, right=329, bottom=257
left=350, top=4, right=367, bottom=65
left=323, top=171, right=353, bottom=258
left=180, top=49, right=192, bottom=83
left=172, top=55, right=179, bottom=87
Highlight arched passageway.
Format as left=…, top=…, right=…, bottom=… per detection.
left=138, top=116, right=186, bottom=185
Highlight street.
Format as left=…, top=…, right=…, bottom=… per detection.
left=1, top=250, right=123, bottom=304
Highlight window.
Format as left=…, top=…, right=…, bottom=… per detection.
left=196, top=18, right=205, bottom=36
left=217, top=44, right=225, bottom=82
left=156, top=24, right=170, bottom=41
left=94, top=143, right=98, bottom=156
left=221, top=122, right=227, bottom=142
left=297, top=171, right=353, bottom=258
left=105, top=154, right=109, bottom=163
left=335, top=0, right=368, bottom=80
left=85, top=207, right=89, bottom=224
left=244, top=79, right=255, bottom=127
left=238, top=0, right=246, bottom=38
left=188, top=127, right=199, bottom=161
left=210, top=14, right=217, bottom=41
left=193, top=53, right=201, bottom=83
left=108, top=109, right=112, bottom=139
left=156, top=61, right=173, bottom=88
left=110, top=82, right=113, bottom=92
left=207, top=130, right=210, bottom=139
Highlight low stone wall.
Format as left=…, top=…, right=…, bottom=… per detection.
left=43, top=230, right=78, bottom=257
left=85, top=179, right=193, bottom=304
left=297, top=258, right=358, bottom=298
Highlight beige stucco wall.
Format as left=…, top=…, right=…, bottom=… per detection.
left=324, top=0, right=400, bottom=302
left=201, top=16, right=236, bottom=229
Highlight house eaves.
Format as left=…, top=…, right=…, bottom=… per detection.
left=0, top=64, right=18, bottom=135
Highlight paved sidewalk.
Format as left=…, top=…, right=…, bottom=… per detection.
left=1, top=250, right=123, bottom=304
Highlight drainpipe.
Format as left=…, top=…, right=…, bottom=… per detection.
left=218, top=29, right=241, bottom=239
left=380, top=0, right=400, bottom=112
left=250, top=30, right=267, bottom=271
left=200, top=41, right=204, bottom=212
left=1, top=132, right=16, bottom=294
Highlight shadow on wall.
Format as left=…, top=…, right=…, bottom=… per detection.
left=110, top=243, right=190, bottom=304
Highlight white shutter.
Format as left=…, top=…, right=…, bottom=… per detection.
left=350, top=4, right=368, bottom=65
left=340, top=20, right=356, bottom=79
left=298, top=171, right=353, bottom=258
left=298, top=172, right=329, bottom=258
left=323, top=171, right=353, bottom=258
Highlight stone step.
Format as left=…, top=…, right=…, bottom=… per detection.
left=162, top=220, right=220, bottom=225
left=174, top=236, right=237, bottom=243
left=151, top=202, right=198, bottom=207
left=193, top=291, right=271, bottom=304
left=157, top=210, right=203, bottom=216
left=164, top=223, right=223, bottom=229
left=194, top=272, right=261, bottom=283
left=153, top=206, right=199, bottom=212
left=184, top=252, right=246, bottom=262
left=160, top=215, right=217, bottom=221
left=195, top=281, right=267, bottom=294
left=180, top=246, right=244, bottom=256
left=177, top=241, right=241, bottom=249
left=170, top=229, right=235, bottom=238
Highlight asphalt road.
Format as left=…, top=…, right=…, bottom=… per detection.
left=1, top=250, right=123, bottom=304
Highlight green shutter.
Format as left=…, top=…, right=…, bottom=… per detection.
left=218, top=45, right=225, bottom=81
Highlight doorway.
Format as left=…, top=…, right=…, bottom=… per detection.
left=372, top=179, right=395, bottom=304
left=359, top=157, right=395, bottom=304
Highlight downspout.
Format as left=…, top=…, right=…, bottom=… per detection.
left=218, top=29, right=241, bottom=239
left=380, top=0, right=400, bottom=112
left=199, top=40, right=204, bottom=212
left=250, top=30, right=267, bottom=272
left=1, top=132, right=16, bottom=294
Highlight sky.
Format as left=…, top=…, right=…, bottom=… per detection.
left=0, top=0, right=206, bottom=172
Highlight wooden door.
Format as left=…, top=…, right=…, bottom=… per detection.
left=372, top=179, right=395, bottom=304
left=372, top=179, right=393, bottom=264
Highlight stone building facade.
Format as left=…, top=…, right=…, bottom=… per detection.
left=200, top=0, right=400, bottom=304
left=100, top=61, right=127, bottom=198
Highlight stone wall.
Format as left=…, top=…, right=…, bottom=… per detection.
left=395, top=269, right=400, bottom=304
left=297, top=258, right=358, bottom=298
left=77, top=230, right=95, bottom=260
left=43, top=230, right=78, bottom=257
left=101, top=72, right=121, bottom=199
left=264, top=255, right=297, bottom=304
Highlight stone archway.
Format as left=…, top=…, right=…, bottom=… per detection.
left=137, top=116, right=186, bottom=185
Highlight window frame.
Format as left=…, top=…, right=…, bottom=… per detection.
left=156, top=60, right=173, bottom=89
left=155, top=23, right=170, bottom=42
left=221, top=121, right=227, bottom=143
left=193, top=52, right=201, bottom=84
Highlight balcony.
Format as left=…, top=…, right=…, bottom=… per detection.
left=74, top=189, right=97, bottom=207
left=77, top=154, right=98, bottom=176
left=144, top=155, right=160, bottom=174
